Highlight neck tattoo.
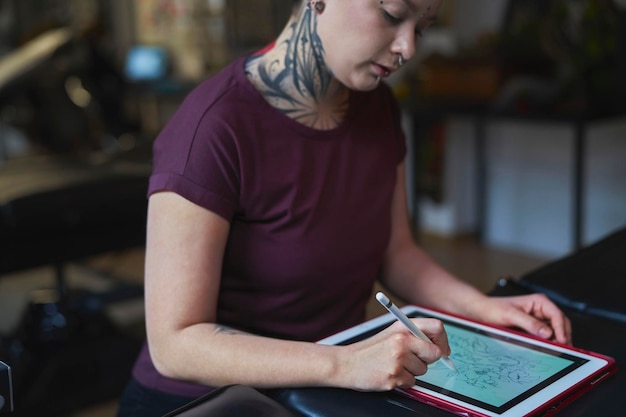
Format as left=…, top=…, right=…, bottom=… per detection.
left=246, top=8, right=349, bottom=130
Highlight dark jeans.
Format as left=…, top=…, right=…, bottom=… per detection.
left=116, top=378, right=197, bottom=416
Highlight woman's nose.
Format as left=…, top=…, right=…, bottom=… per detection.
left=393, top=28, right=417, bottom=63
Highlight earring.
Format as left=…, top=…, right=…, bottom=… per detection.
left=307, top=1, right=325, bottom=14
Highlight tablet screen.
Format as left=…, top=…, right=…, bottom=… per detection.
left=319, top=305, right=614, bottom=417
left=411, top=312, right=586, bottom=413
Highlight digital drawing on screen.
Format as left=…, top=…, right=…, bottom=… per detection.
left=416, top=323, right=575, bottom=408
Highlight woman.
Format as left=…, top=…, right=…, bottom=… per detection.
left=117, top=1, right=571, bottom=415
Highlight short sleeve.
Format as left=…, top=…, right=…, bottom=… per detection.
left=148, top=87, right=241, bottom=221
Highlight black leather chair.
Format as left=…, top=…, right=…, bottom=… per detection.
left=0, top=154, right=149, bottom=285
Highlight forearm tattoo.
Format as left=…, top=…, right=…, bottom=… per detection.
left=215, top=324, right=249, bottom=336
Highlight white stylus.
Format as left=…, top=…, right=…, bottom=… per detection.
left=376, top=292, right=458, bottom=373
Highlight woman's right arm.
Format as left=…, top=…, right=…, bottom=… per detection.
left=144, top=192, right=449, bottom=391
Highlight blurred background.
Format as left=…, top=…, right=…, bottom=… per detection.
left=0, top=0, right=624, bottom=415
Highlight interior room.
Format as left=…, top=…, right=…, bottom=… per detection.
left=0, top=0, right=624, bottom=415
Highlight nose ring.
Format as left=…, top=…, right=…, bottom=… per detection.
left=397, top=55, right=405, bottom=67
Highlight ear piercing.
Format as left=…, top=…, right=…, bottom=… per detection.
left=307, top=1, right=325, bottom=14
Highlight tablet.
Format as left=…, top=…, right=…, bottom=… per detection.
left=318, top=305, right=617, bottom=417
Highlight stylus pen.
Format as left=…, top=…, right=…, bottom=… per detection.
left=376, top=292, right=458, bottom=373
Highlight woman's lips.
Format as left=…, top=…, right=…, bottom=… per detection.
left=372, top=62, right=392, bottom=78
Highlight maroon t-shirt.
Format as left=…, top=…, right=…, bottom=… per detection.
left=133, top=55, right=406, bottom=397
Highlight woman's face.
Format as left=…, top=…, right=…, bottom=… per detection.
left=316, top=0, right=442, bottom=91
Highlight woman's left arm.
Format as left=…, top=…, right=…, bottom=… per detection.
left=380, top=163, right=572, bottom=345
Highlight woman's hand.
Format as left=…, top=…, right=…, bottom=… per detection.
left=335, top=318, right=450, bottom=391
left=470, top=294, right=572, bottom=345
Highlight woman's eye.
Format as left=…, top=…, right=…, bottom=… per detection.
left=383, top=10, right=402, bottom=25
left=381, top=8, right=423, bottom=38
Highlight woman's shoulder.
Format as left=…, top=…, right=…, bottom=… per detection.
left=181, top=57, right=256, bottom=115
